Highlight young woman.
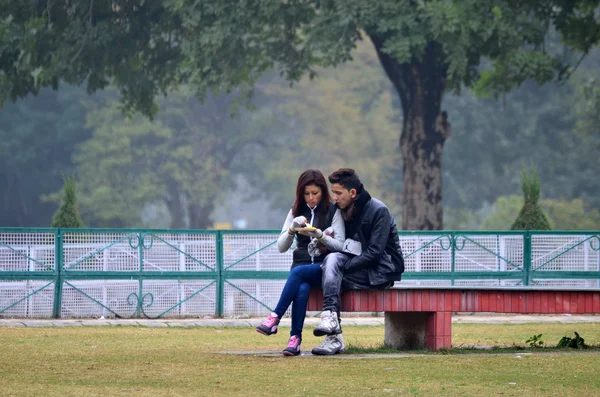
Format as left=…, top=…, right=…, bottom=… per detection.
left=256, top=169, right=345, bottom=356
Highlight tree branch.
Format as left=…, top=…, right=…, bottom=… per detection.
left=70, top=0, right=94, bottom=65
left=47, top=0, right=52, bottom=29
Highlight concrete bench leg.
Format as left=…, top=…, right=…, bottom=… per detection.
left=384, top=311, right=452, bottom=350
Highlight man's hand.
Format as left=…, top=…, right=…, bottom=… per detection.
left=299, top=228, right=324, bottom=239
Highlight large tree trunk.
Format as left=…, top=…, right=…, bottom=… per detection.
left=369, top=37, right=451, bottom=230
left=164, top=180, right=185, bottom=229
left=188, top=202, right=214, bottom=230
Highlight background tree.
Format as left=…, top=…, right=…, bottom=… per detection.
left=252, top=41, right=403, bottom=217
left=575, top=76, right=600, bottom=142
left=3, top=1, right=599, bottom=230
left=0, top=2, right=183, bottom=117
left=2, top=49, right=599, bottom=229
left=51, top=175, right=84, bottom=228
left=76, top=88, right=279, bottom=228
left=444, top=74, right=600, bottom=212
left=510, top=167, right=551, bottom=230
left=455, top=195, right=600, bottom=231
left=0, top=86, right=91, bottom=226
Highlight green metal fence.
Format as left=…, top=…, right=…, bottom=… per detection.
left=1, top=228, right=599, bottom=319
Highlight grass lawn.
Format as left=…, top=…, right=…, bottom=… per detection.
left=0, top=322, right=599, bottom=396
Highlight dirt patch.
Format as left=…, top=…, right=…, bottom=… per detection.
left=217, top=350, right=600, bottom=359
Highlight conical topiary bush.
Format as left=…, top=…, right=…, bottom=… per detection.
left=510, top=166, right=551, bottom=230
left=52, top=175, right=85, bottom=228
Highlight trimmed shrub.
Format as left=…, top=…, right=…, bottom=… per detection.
left=510, top=166, right=551, bottom=230
left=52, top=175, right=85, bottom=228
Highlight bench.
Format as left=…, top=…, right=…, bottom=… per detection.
left=307, top=287, right=600, bottom=350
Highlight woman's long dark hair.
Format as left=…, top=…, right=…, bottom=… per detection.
left=292, top=169, right=331, bottom=227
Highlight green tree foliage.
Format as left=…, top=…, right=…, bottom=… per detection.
left=253, top=42, right=403, bottom=218
left=0, top=86, right=91, bottom=226
left=2, top=54, right=598, bottom=229
left=3, top=1, right=599, bottom=230
left=51, top=175, right=84, bottom=228
left=477, top=195, right=600, bottom=231
left=511, top=167, right=551, bottom=230
left=444, top=74, right=600, bottom=213
left=442, top=38, right=600, bottom=218
left=0, top=2, right=182, bottom=117
left=542, top=199, right=600, bottom=230
left=76, top=89, right=278, bottom=228
left=575, top=76, right=600, bottom=142
left=480, top=196, right=526, bottom=230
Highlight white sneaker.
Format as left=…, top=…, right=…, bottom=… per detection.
left=311, top=333, right=345, bottom=355
left=313, top=310, right=341, bottom=336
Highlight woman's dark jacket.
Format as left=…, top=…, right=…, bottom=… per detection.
left=291, top=203, right=336, bottom=268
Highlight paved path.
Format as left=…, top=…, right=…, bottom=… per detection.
left=1, top=313, right=599, bottom=328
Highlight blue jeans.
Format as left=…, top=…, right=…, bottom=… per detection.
left=273, top=263, right=322, bottom=338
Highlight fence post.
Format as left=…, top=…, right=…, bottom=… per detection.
left=216, top=231, right=224, bottom=317
left=523, top=232, right=532, bottom=286
left=52, top=229, right=63, bottom=318
left=137, top=232, right=145, bottom=317
left=450, top=233, right=456, bottom=286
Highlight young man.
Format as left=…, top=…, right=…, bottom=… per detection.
left=309, top=168, right=405, bottom=355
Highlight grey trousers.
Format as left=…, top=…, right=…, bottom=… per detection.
left=321, top=252, right=371, bottom=314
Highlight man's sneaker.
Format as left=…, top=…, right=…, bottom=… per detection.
left=313, top=310, right=341, bottom=336
left=311, top=333, right=345, bottom=355
left=282, top=335, right=302, bottom=356
left=256, top=312, right=280, bottom=336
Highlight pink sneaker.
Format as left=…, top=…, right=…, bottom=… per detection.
left=283, top=335, right=302, bottom=356
left=256, top=312, right=280, bottom=336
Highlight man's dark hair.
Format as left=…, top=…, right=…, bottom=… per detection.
left=328, top=168, right=362, bottom=192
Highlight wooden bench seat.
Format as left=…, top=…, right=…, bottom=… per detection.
left=307, top=287, right=600, bottom=350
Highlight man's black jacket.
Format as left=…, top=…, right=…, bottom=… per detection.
left=342, top=188, right=404, bottom=286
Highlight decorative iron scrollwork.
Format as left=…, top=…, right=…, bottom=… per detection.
left=127, top=291, right=156, bottom=318
left=127, top=233, right=154, bottom=250
left=439, top=234, right=466, bottom=251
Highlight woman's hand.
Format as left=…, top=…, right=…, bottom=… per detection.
left=288, top=216, right=307, bottom=234
left=290, top=216, right=307, bottom=231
